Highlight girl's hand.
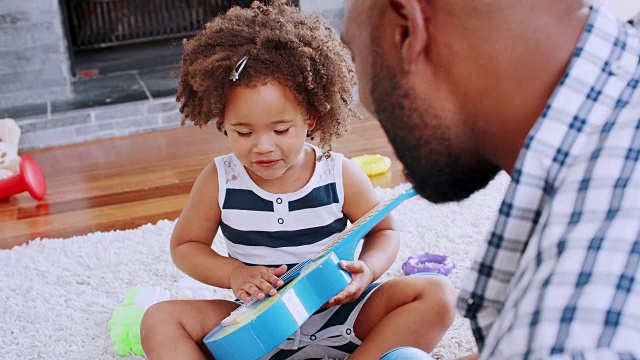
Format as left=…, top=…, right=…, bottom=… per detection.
left=323, top=260, right=374, bottom=308
left=229, top=264, right=287, bottom=303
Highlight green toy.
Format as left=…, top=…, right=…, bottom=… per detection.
left=108, top=286, right=170, bottom=356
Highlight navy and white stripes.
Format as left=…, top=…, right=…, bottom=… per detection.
left=215, top=144, right=347, bottom=268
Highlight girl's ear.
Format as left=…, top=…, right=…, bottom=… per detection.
left=307, top=117, right=316, bottom=131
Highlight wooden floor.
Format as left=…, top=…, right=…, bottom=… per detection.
left=0, top=115, right=407, bottom=249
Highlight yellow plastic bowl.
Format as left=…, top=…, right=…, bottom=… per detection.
left=350, top=154, right=392, bottom=176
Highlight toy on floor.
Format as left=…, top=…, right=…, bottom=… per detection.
left=0, top=118, right=20, bottom=179
left=108, top=278, right=220, bottom=357
left=108, top=286, right=170, bottom=356
left=0, top=118, right=46, bottom=201
left=402, top=252, right=455, bottom=276
left=350, top=154, right=392, bottom=176
left=0, top=155, right=46, bottom=201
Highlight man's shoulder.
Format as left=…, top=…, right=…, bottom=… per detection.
left=546, top=116, right=639, bottom=229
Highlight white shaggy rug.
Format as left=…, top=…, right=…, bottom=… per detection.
left=0, top=173, right=511, bottom=360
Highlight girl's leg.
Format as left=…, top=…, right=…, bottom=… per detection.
left=140, top=299, right=240, bottom=360
left=350, top=275, right=456, bottom=360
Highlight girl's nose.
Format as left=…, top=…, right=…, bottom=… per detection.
left=253, top=133, right=276, bottom=153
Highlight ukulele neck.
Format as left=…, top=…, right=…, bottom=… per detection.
left=320, top=188, right=418, bottom=262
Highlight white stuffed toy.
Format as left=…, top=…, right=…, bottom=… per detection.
left=0, top=118, right=21, bottom=180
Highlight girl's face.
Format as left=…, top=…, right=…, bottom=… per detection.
left=223, top=80, right=315, bottom=182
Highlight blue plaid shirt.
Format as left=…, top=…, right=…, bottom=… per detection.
left=457, top=5, right=640, bottom=359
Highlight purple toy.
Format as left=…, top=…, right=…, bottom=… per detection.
left=402, top=252, right=455, bottom=276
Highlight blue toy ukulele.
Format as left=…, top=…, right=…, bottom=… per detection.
left=203, top=188, right=418, bottom=360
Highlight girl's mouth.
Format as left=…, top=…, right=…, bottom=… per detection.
left=255, top=160, right=279, bottom=168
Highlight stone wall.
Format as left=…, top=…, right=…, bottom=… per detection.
left=0, top=0, right=72, bottom=108
left=17, top=96, right=182, bottom=149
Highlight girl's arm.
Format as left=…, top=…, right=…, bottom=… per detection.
left=170, top=161, right=243, bottom=289
left=341, top=157, right=400, bottom=282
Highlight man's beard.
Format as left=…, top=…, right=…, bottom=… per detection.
left=370, top=55, right=500, bottom=203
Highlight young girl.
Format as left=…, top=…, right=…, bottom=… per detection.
left=140, top=2, right=455, bottom=359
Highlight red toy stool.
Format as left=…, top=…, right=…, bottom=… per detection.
left=0, top=155, right=46, bottom=201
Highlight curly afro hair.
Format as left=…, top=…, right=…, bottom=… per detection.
left=176, top=0, right=361, bottom=150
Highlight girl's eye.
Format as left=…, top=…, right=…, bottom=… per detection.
left=275, top=128, right=291, bottom=135
left=236, top=131, right=252, bottom=137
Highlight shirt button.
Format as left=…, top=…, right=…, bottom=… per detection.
left=467, top=298, right=474, bottom=305
left=278, top=218, right=284, bottom=224
left=611, top=61, right=630, bottom=77
left=310, top=334, right=316, bottom=341
left=276, top=198, right=283, bottom=204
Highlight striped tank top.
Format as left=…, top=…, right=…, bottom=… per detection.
left=214, top=144, right=347, bottom=269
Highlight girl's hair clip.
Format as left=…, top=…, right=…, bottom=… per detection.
left=230, top=55, right=249, bottom=81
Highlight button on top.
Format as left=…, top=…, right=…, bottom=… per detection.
left=611, top=61, right=631, bottom=77
left=276, top=198, right=283, bottom=204
left=467, top=298, right=474, bottom=305
left=611, top=61, right=623, bottom=73
left=278, top=218, right=284, bottom=224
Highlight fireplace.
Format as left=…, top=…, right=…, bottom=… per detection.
left=60, top=0, right=299, bottom=77
left=63, top=0, right=266, bottom=50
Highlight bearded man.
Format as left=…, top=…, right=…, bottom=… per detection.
left=343, top=1, right=640, bottom=359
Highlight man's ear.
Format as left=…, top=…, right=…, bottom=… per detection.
left=387, top=0, right=428, bottom=72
